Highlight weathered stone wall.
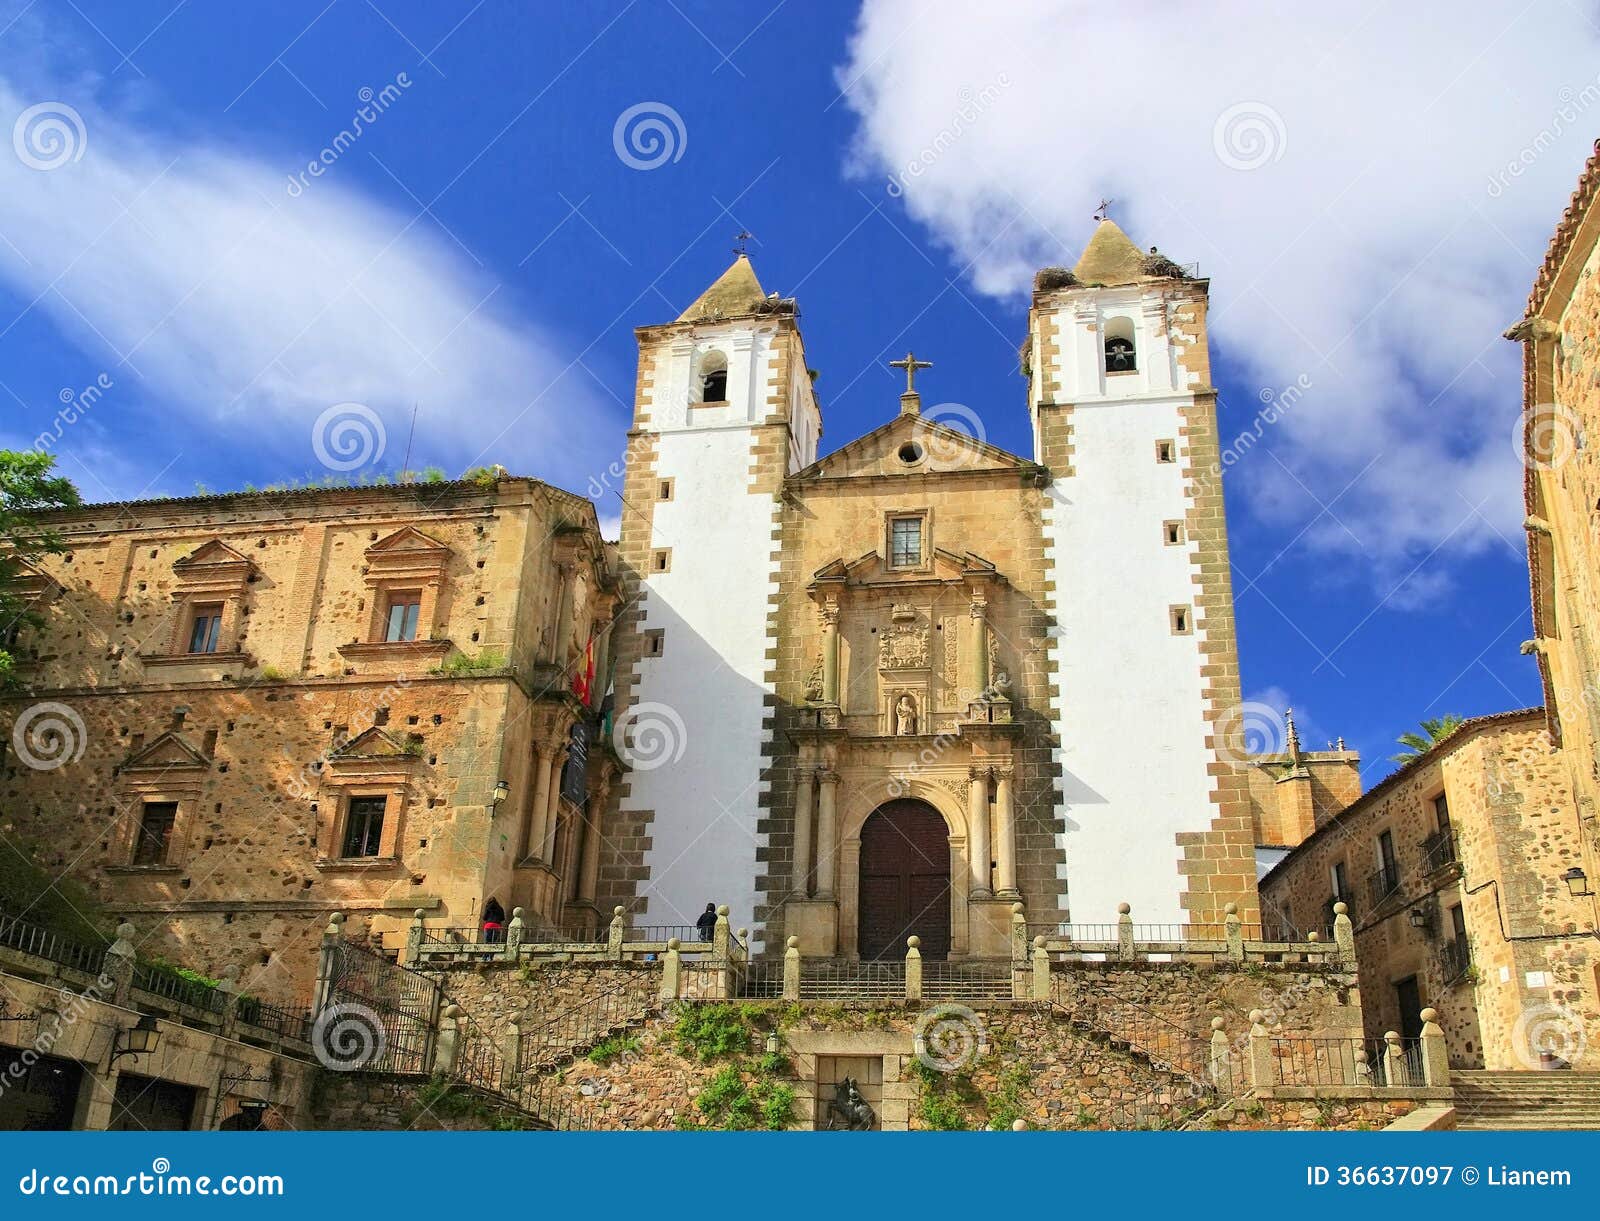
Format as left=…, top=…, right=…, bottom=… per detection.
left=1201, top=1096, right=1417, bottom=1131
left=421, top=960, right=661, bottom=1044
left=1049, top=962, right=1363, bottom=1040
left=310, top=1073, right=532, bottom=1131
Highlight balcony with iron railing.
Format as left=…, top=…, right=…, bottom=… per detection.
left=1367, top=864, right=1401, bottom=908
left=1440, top=936, right=1472, bottom=983
left=1421, top=828, right=1457, bottom=874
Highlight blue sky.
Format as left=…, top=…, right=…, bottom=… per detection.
left=2, top=0, right=1598, bottom=790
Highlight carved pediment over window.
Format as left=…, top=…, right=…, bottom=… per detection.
left=879, top=605, right=930, bottom=671
left=122, top=730, right=211, bottom=774
left=328, top=727, right=418, bottom=764
left=172, top=539, right=254, bottom=596
left=364, top=526, right=452, bottom=584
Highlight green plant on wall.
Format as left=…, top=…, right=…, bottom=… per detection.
left=672, top=1003, right=757, bottom=1061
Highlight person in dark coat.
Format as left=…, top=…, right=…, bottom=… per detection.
left=481, top=898, right=506, bottom=944
left=695, top=902, right=717, bottom=941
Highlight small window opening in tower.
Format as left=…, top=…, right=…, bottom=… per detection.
left=1104, top=317, right=1137, bottom=373
left=698, top=350, right=729, bottom=403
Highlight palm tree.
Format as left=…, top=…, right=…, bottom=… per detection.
left=1390, top=715, right=1465, bottom=764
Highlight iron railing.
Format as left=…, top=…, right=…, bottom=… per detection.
left=453, top=1005, right=505, bottom=1094
left=132, top=961, right=227, bottom=1013
left=798, top=959, right=905, bottom=1000
left=1421, top=829, right=1457, bottom=873
left=1367, top=864, right=1401, bottom=907
left=1270, top=1036, right=1369, bottom=1087
left=322, top=939, right=442, bottom=1075
left=922, top=960, right=1013, bottom=1001
left=517, top=1072, right=608, bottom=1131
left=517, top=974, right=654, bottom=1077
left=235, top=997, right=312, bottom=1043
left=622, top=924, right=704, bottom=944
left=1440, top=936, right=1472, bottom=982
left=1368, top=1037, right=1426, bottom=1086
left=737, top=961, right=786, bottom=999
left=0, top=908, right=107, bottom=976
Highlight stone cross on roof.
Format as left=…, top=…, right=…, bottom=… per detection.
left=889, top=351, right=933, bottom=395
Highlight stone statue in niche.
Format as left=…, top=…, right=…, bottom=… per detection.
left=895, top=693, right=918, bottom=736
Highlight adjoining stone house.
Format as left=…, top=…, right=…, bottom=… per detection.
left=1506, top=136, right=1600, bottom=912
left=0, top=476, right=618, bottom=1000
left=1260, top=709, right=1598, bottom=1070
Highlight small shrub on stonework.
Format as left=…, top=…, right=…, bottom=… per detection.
left=672, top=1003, right=754, bottom=1061
left=587, top=1033, right=641, bottom=1065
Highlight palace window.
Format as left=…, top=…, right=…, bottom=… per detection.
left=890, top=517, right=923, bottom=567
left=186, top=604, right=223, bottom=654
left=133, top=801, right=178, bottom=866
left=384, top=592, right=423, bottom=642
left=340, top=796, right=387, bottom=859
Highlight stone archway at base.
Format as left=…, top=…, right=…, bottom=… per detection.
left=858, top=799, right=951, bottom=960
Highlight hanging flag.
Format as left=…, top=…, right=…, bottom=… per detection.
left=572, top=636, right=596, bottom=706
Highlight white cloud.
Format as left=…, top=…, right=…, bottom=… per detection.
left=0, top=72, right=619, bottom=493
left=837, top=1, right=1600, bottom=584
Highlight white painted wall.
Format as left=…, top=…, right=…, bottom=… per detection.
left=624, top=327, right=783, bottom=943
left=1036, top=286, right=1219, bottom=927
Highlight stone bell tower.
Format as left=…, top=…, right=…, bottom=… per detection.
left=607, top=255, right=821, bottom=939
left=1026, top=219, right=1258, bottom=928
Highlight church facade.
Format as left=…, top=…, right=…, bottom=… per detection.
left=606, top=220, right=1259, bottom=957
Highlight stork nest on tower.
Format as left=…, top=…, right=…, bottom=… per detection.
left=1033, top=266, right=1079, bottom=292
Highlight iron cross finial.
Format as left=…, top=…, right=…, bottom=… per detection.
left=1093, top=198, right=1113, bottom=222
left=732, top=229, right=753, bottom=256
left=889, top=351, right=933, bottom=394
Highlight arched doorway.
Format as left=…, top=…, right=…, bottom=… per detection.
left=858, top=799, right=951, bottom=961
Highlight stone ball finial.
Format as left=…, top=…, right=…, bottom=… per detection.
left=907, top=935, right=921, bottom=949
left=614, top=905, right=626, bottom=917
left=1333, top=901, right=1348, bottom=916
left=442, top=1002, right=462, bottom=1019
left=1211, top=1016, right=1225, bottom=1031
left=1011, top=902, right=1024, bottom=915
left=1033, top=935, right=1046, bottom=949
left=1384, top=1030, right=1401, bottom=1043
left=667, top=937, right=681, bottom=950
left=1224, top=901, right=1238, bottom=915
left=786, top=936, right=799, bottom=949
left=115, top=921, right=136, bottom=940
left=512, top=906, right=524, bottom=919
left=717, top=904, right=729, bottom=916
left=1308, top=931, right=1320, bottom=942
left=1117, top=902, right=1131, bottom=915
left=412, top=908, right=426, bottom=920
left=1419, top=1007, right=1438, bottom=1024
left=1248, top=1009, right=1265, bottom=1024
left=329, top=911, right=345, bottom=925
left=1011, top=1118, right=1028, bottom=1131
left=738, top=928, right=748, bottom=939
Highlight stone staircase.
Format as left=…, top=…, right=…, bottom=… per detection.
left=1452, top=1071, right=1600, bottom=1130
